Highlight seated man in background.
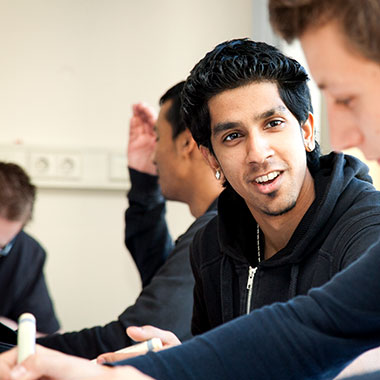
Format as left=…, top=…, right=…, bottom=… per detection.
left=36, top=81, right=222, bottom=359
left=0, top=162, right=60, bottom=335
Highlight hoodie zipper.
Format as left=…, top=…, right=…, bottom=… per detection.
left=246, top=265, right=257, bottom=314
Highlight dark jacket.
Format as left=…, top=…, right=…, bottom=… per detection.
left=112, top=237, right=380, bottom=380
left=39, top=170, right=218, bottom=359
left=125, top=169, right=173, bottom=287
left=0, top=231, right=60, bottom=334
left=191, top=152, right=380, bottom=335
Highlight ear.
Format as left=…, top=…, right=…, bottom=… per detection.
left=175, top=129, right=197, bottom=157
left=199, top=145, right=223, bottom=179
left=301, top=112, right=315, bottom=151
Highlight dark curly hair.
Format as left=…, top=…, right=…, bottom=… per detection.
left=159, top=81, right=186, bottom=140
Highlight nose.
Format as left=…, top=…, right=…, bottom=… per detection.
left=245, top=131, right=274, bottom=164
left=327, top=104, right=363, bottom=151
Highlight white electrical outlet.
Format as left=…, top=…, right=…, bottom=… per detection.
left=56, top=153, right=82, bottom=179
left=30, top=153, right=56, bottom=178
left=0, top=145, right=128, bottom=190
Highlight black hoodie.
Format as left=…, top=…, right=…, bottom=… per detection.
left=191, top=152, right=380, bottom=335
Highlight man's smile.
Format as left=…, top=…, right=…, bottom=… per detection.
left=254, top=170, right=281, bottom=184
left=250, top=170, right=283, bottom=195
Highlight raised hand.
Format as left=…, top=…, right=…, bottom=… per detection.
left=127, top=102, right=158, bottom=175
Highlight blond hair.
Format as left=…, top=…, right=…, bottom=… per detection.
left=269, top=0, right=380, bottom=63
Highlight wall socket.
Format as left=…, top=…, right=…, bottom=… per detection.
left=30, top=152, right=81, bottom=180
left=0, top=145, right=128, bottom=190
left=56, top=154, right=81, bottom=179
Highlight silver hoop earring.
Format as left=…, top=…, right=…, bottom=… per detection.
left=215, top=170, right=221, bottom=180
left=305, top=142, right=314, bottom=152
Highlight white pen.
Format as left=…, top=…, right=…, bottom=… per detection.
left=17, top=313, right=36, bottom=363
left=91, top=337, right=163, bottom=363
left=114, top=337, right=162, bottom=355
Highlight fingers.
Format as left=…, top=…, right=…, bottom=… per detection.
left=95, top=326, right=181, bottom=366
left=127, top=102, right=158, bottom=175
left=96, top=326, right=181, bottom=365
left=96, top=352, right=136, bottom=365
left=0, top=347, right=18, bottom=380
left=14, top=345, right=107, bottom=380
left=7, top=348, right=47, bottom=380
left=130, top=103, right=157, bottom=134
left=126, top=325, right=181, bottom=347
left=96, top=337, right=162, bottom=364
left=133, top=103, right=157, bottom=124
left=1, top=345, right=114, bottom=380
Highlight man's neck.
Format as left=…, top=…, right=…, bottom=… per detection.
left=188, top=187, right=221, bottom=218
left=255, top=172, right=316, bottom=260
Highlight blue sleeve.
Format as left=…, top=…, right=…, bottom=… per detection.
left=342, top=372, right=380, bottom=380
left=125, top=168, right=174, bottom=287
left=112, top=241, right=380, bottom=380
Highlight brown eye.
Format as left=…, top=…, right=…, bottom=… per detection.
left=335, top=97, right=353, bottom=107
left=265, top=120, right=283, bottom=129
left=224, top=132, right=241, bottom=141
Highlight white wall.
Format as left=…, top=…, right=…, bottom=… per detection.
left=0, top=0, right=254, bottom=331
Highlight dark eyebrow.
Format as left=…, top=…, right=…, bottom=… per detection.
left=253, top=105, right=288, bottom=122
left=212, top=121, right=241, bottom=136
left=212, top=105, right=288, bottom=136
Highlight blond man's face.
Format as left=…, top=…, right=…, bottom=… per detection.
left=300, top=21, right=380, bottom=162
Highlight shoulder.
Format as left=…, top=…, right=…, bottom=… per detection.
left=12, top=231, right=47, bottom=261
left=190, top=216, right=220, bottom=267
left=176, top=204, right=218, bottom=247
left=321, top=195, right=380, bottom=266
left=193, top=207, right=218, bottom=232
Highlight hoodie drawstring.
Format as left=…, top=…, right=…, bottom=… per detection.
left=220, top=256, right=234, bottom=323
left=288, top=264, right=299, bottom=299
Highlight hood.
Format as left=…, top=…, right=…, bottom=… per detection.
left=217, top=152, right=374, bottom=267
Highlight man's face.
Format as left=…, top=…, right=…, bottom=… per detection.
left=0, top=216, right=23, bottom=251
left=204, top=81, right=315, bottom=218
left=153, top=100, right=183, bottom=201
left=300, top=21, right=380, bottom=162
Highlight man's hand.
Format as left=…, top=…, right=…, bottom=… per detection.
left=96, top=325, right=181, bottom=364
left=127, top=102, right=158, bottom=175
left=0, top=345, right=154, bottom=380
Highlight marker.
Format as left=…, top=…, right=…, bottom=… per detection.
left=91, top=337, right=162, bottom=363
left=114, top=337, right=162, bottom=354
left=17, top=313, right=36, bottom=363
